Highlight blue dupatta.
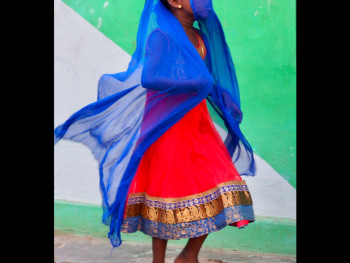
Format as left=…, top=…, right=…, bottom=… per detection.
left=54, top=0, right=255, bottom=249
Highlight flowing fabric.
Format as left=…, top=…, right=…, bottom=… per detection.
left=54, top=0, right=255, bottom=250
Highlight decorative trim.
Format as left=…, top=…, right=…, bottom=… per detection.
left=123, top=180, right=253, bottom=225
left=121, top=205, right=255, bottom=240
left=127, top=180, right=250, bottom=206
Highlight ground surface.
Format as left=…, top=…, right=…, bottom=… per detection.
left=54, top=231, right=296, bottom=263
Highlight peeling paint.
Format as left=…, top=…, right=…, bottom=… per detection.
left=97, top=17, right=102, bottom=29
left=76, top=0, right=86, bottom=7
left=267, top=0, right=272, bottom=13
left=103, top=1, right=109, bottom=9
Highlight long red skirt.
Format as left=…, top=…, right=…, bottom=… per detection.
left=120, top=96, right=254, bottom=240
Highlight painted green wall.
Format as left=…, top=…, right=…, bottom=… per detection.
left=217, top=0, right=296, bottom=188
left=61, top=0, right=296, bottom=188
left=55, top=200, right=296, bottom=256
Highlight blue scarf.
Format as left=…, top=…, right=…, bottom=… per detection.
left=54, top=0, right=255, bottom=250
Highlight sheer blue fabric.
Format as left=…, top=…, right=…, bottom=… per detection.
left=54, top=0, right=255, bottom=250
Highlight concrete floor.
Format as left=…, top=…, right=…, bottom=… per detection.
left=54, top=231, right=296, bottom=263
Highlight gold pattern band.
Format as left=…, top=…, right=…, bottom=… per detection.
left=124, top=180, right=253, bottom=225
left=127, top=180, right=249, bottom=203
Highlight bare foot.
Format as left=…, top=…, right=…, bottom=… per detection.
left=174, top=251, right=199, bottom=263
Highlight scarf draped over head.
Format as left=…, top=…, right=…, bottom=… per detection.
left=54, top=0, right=255, bottom=249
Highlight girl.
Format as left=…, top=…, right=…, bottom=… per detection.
left=54, top=0, right=255, bottom=262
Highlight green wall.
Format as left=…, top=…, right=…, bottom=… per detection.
left=55, top=200, right=296, bottom=256
left=61, top=0, right=296, bottom=188
left=217, top=0, right=296, bottom=188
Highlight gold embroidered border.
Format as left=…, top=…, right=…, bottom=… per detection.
left=127, top=180, right=249, bottom=204
left=124, top=188, right=252, bottom=225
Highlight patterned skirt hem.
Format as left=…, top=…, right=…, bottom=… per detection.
left=121, top=204, right=254, bottom=240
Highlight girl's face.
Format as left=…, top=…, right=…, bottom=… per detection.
left=166, top=0, right=194, bottom=17
left=165, top=0, right=213, bottom=19
left=180, top=0, right=194, bottom=16
left=189, top=0, right=213, bottom=19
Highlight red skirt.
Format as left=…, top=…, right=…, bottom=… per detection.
left=121, top=98, right=254, bottom=240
